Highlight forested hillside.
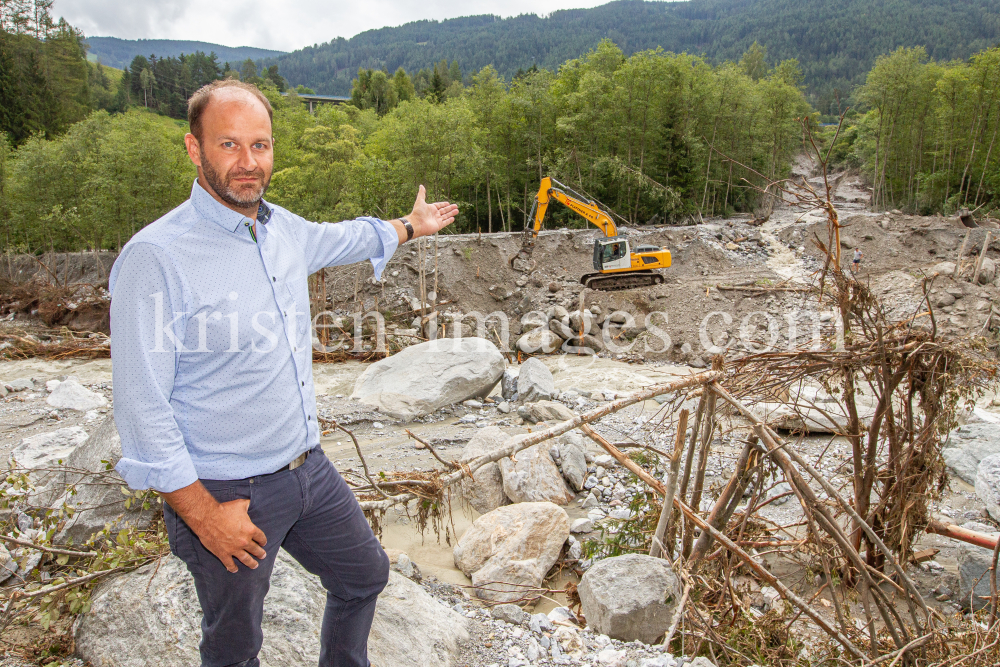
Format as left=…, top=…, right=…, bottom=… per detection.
left=1, top=40, right=808, bottom=252
left=269, top=0, right=1000, bottom=113
left=83, top=37, right=284, bottom=71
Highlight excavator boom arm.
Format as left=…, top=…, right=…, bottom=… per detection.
left=528, top=177, right=618, bottom=239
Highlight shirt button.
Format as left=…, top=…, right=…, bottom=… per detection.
left=301, top=381, right=304, bottom=386
left=308, top=416, right=312, bottom=421
left=272, top=277, right=276, bottom=282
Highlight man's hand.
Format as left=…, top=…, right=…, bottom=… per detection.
left=161, top=482, right=267, bottom=573
left=404, top=185, right=458, bottom=240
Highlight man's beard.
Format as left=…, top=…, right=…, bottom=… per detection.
left=200, top=151, right=271, bottom=209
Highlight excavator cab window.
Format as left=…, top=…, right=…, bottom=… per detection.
left=603, top=243, right=625, bottom=262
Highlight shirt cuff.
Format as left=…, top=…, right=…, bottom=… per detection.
left=115, top=447, right=199, bottom=493
left=360, top=216, right=400, bottom=281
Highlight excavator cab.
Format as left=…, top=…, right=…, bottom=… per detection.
left=593, top=237, right=632, bottom=271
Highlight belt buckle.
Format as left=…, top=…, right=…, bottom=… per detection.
left=288, top=452, right=308, bottom=471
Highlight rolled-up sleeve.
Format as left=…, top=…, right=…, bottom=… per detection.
left=109, top=242, right=198, bottom=492
left=296, top=215, right=399, bottom=279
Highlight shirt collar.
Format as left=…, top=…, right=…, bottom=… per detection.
left=190, top=179, right=272, bottom=233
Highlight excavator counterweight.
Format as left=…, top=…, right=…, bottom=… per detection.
left=510, top=178, right=671, bottom=291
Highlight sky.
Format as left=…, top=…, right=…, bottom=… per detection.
left=53, top=0, right=616, bottom=53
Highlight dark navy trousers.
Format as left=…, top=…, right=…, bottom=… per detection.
left=164, top=446, right=390, bottom=667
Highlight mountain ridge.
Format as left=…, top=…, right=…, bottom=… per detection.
left=83, top=36, right=284, bottom=70
left=267, top=0, right=1000, bottom=111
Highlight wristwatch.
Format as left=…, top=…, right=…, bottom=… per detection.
left=401, top=217, right=414, bottom=242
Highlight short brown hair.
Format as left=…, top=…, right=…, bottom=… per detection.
left=187, top=79, right=274, bottom=142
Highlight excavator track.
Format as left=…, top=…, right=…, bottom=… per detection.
left=580, top=270, right=664, bottom=291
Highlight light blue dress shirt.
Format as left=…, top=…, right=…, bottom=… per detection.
left=109, top=180, right=399, bottom=492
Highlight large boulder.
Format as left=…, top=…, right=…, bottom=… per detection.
left=517, top=358, right=555, bottom=403
left=75, top=551, right=473, bottom=667
left=53, top=416, right=154, bottom=544
left=516, top=328, right=563, bottom=354
left=9, top=427, right=90, bottom=494
left=975, top=454, right=1000, bottom=521
left=46, top=378, right=108, bottom=412
left=459, top=426, right=510, bottom=514
left=500, top=441, right=575, bottom=505
left=578, top=554, right=682, bottom=644
left=956, top=542, right=999, bottom=611
left=453, top=502, right=569, bottom=603
left=6, top=416, right=153, bottom=545
left=943, top=423, right=1000, bottom=486
left=351, top=338, right=505, bottom=421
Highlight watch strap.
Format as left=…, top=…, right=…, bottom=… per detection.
left=401, top=217, right=414, bottom=242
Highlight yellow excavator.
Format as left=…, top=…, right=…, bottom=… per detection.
left=510, top=177, right=671, bottom=291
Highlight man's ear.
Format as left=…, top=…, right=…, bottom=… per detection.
left=184, top=133, right=202, bottom=168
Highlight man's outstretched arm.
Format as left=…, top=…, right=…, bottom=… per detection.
left=297, top=185, right=458, bottom=277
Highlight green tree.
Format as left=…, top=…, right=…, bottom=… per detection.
left=740, top=41, right=769, bottom=82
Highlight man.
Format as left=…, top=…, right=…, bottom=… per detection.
left=852, top=247, right=863, bottom=270
left=108, top=79, right=457, bottom=667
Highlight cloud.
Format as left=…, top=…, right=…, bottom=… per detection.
left=53, top=0, right=612, bottom=52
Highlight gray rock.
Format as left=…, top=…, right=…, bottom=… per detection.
left=977, top=257, right=997, bottom=284
left=5, top=377, right=33, bottom=392
left=520, top=311, right=549, bottom=331
left=491, top=603, right=530, bottom=625
left=956, top=543, right=998, bottom=611
left=41, top=417, right=154, bottom=544
left=975, top=454, right=1000, bottom=521
left=932, top=261, right=957, bottom=277
left=74, top=551, right=472, bottom=667
left=549, top=318, right=576, bottom=341
left=545, top=305, right=569, bottom=323
left=567, top=310, right=599, bottom=336
left=497, top=401, right=511, bottom=414
left=562, top=333, right=604, bottom=354
left=46, top=379, right=108, bottom=411
left=0, top=384, right=6, bottom=398
left=501, top=367, right=519, bottom=400
left=522, top=400, right=575, bottom=424
left=9, top=427, right=89, bottom=474
left=383, top=549, right=421, bottom=581
left=559, top=440, right=588, bottom=492
left=529, top=613, right=555, bottom=634
left=516, top=328, right=563, bottom=354
left=351, top=338, right=505, bottom=421
left=932, top=291, right=956, bottom=307
left=570, top=518, right=593, bottom=533
left=578, top=554, right=682, bottom=643
left=943, top=423, right=1000, bottom=485
left=454, top=502, right=569, bottom=603
left=459, top=426, right=510, bottom=514
left=582, top=492, right=599, bottom=508
left=500, top=441, right=575, bottom=505
left=517, top=358, right=555, bottom=403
